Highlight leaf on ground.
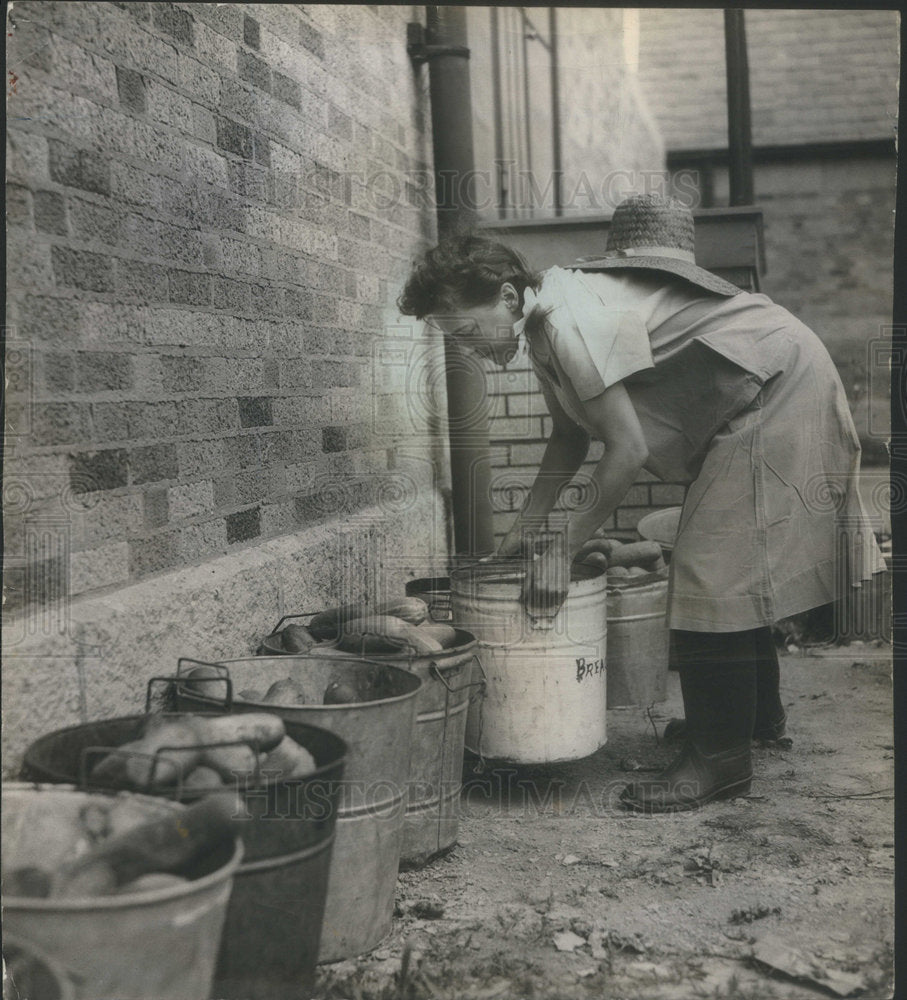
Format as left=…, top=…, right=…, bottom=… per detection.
left=553, top=930, right=587, bottom=952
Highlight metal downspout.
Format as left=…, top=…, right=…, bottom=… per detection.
left=424, top=6, right=496, bottom=557
left=549, top=7, right=563, bottom=217
left=724, top=9, right=754, bottom=205
left=490, top=7, right=506, bottom=219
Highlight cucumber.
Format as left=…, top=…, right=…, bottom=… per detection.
left=581, top=551, right=609, bottom=571
left=200, top=742, right=260, bottom=781
left=606, top=541, right=664, bottom=569
left=182, top=664, right=229, bottom=696
left=337, top=615, right=442, bottom=655
left=261, top=677, right=306, bottom=706
left=417, top=623, right=460, bottom=648
left=374, top=596, right=429, bottom=625
left=52, top=794, right=241, bottom=895
left=576, top=537, right=621, bottom=561
left=323, top=681, right=360, bottom=705
left=308, top=602, right=371, bottom=641
left=261, top=736, right=317, bottom=779
left=281, top=623, right=317, bottom=653
left=182, top=766, right=225, bottom=791
left=125, top=719, right=202, bottom=790
left=193, top=713, right=285, bottom=752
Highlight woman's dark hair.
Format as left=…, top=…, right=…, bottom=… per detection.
left=397, top=233, right=539, bottom=319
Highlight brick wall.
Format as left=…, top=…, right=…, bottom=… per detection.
left=3, top=2, right=446, bottom=767
left=6, top=2, right=439, bottom=605
left=691, top=155, right=895, bottom=464
left=636, top=8, right=897, bottom=467
left=483, top=363, right=687, bottom=546
left=636, top=9, right=899, bottom=150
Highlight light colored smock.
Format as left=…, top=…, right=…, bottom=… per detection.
left=515, top=266, right=885, bottom=633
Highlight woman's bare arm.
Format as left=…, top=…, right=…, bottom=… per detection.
left=523, top=381, right=648, bottom=616
left=497, top=379, right=590, bottom=557
left=563, top=381, right=648, bottom=560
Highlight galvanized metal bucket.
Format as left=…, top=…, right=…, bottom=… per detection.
left=2, top=932, right=76, bottom=1000
left=450, top=562, right=608, bottom=764
left=3, top=783, right=243, bottom=1000
left=636, top=506, right=682, bottom=559
left=329, top=629, right=483, bottom=868
left=20, top=713, right=347, bottom=1000
left=252, top=608, right=480, bottom=865
left=605, top=578, right=670, bottom=707
left=174, top=654, right=421, bottom=962
left=405, top=576, right=453, bottom=622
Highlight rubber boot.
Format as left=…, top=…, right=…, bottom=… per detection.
left=620, top=631, right=756, bottom=813
left=663, top=627, right=786, bottom=743
left=754, top=627, right=787, bottom=739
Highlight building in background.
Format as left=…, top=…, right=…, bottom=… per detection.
left=3, top=3, right=663, bottom=766
left=467, top=7, right=670, bottom=543
left=474, top=7, right=897, bottom=549
left=636, top=8, right=898, bottom=463
left=468, top=7, right=663, bottom=219
left=4, top=5, right=896, bottom=765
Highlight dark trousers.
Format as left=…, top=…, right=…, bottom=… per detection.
left=669, top=627, right=785, bottom=747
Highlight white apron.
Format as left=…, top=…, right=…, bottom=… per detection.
left=518, top=267, right=885, bottom=632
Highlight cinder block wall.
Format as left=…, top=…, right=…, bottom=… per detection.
left=4, top=2, right=445, bottom=769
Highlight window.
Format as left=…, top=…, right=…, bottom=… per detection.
left=468, top=7, right=560, bottom=220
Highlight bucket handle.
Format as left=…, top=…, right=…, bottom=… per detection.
left=429, top=654, right=487, bottom=694
left=426, top=598, right=453, bottom=623
left=147, top=672, right=234, bottom=714
left=269, top=610, right=319, bottom=634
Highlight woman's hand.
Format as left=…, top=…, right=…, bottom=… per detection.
left=496, top=526, right=532, bottom=559
left=521, top=546, right=570, bottom=622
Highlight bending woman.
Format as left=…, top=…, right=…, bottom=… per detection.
left=398, top=193, right=884, bottom=813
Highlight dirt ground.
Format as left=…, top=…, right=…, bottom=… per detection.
left=313, top=643, right=894, bottom=1000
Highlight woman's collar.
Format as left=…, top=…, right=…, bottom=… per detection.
left=508, top=286, right=541, bottom=366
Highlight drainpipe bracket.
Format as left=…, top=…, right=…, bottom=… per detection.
left=407, top=22, right=470, bottom=65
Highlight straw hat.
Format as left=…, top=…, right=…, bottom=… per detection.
left=574, top=193, right=742, bottom=297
